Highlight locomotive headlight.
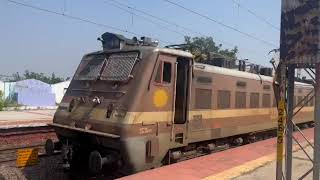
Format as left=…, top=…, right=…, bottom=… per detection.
left=113, top=109, right=127, bottom=119
left=113, top=105, right=127, bottom=119
left=105, top=104, right=127, bottom=119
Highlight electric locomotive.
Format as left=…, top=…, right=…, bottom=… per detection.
left=45, top=32, right=314, bottom=175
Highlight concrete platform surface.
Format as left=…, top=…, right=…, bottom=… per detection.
left=0, top=110, right=55, bottom=129
left=119, top=128, right=314, bottom=180
left=234, top=145, right=314, bottom=180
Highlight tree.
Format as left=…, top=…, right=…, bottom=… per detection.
left=184, top=36, right=238, bottom=62
left=50, top=73, right=65, bottom=84
left=12, top=72, right=23, bottom=82
left=10, top=70, right=65, bottom=84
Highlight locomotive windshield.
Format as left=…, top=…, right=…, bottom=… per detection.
left=75, top=51, right=139, bottom=81
left=100, top=52, right=138, bottom=81
left=75, top=54, right=105, bottom=80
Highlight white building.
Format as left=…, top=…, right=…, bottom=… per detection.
left=0, top=81, right=4, bottom=97
left=3, top=81, right=16, bottom=100
left=51, top=81, right=70, bottom=104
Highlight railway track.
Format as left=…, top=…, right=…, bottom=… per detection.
left=0, top=126, right=54, bottom=137
left=0, top=143, right=45, bottom=163
left=0, top=125, right=313, bottom=179
left=0, top=126, right=57, bottom=163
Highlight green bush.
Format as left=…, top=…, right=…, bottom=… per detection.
left=0, top=91, right=21, bottom=111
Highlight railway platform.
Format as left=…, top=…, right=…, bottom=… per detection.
left=119, top=128, right=314, bottom=180
left=0, top=110, right=55, bottom=129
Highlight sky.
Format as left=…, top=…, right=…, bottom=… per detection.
left=0, top=0, right=281, bottom=78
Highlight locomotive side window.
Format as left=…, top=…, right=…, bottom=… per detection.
left=154, top=61, right=172, bottom=84
left=250, top=93, right=260, bottom=108
left=235, top=91, right=246, bottom=108
left=155, top=64, right=162, bottom=83
left=195, top=88, right=212, bottom=109
left=217, top=90, right=230, bottom=109
left=163, top=62, right=172, bottom=83
left=262, top=94, right=271, bottom=108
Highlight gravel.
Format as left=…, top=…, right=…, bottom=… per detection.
left=0, top=155, right=69, bottom=180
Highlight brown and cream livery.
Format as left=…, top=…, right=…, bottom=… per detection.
left=46, top=32, right=314, bottom=175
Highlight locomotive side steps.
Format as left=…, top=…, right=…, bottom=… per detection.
left=49, top=123, right=120, bottom=138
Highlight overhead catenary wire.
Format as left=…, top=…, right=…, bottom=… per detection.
left=105, top=0, right=266, bottom=59
left=107, top=0, right=201, bottom=37
left=231, top=0, right=280, bottom=31
left=5, top=0, right=239, bottom=61
left=5, top=0, right=264, bottom=63
left=105, top=0, right=237, bottom=48
left=103, top=0, right=186, bottom=37
left=162, top=0, right=278, bottom=48
left=107, top=0, right=239, bottom=48
left=105, top=1, right=248, bottom=61
left=5, top=0, right=175, bottom=45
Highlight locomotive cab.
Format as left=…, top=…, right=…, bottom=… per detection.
left=47, top=32, right=194, bottom=175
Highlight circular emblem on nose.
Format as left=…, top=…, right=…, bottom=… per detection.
left=153, top=89, right=168, bottom=108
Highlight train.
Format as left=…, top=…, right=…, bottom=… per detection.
left=45, top=32, right=314, bottom=176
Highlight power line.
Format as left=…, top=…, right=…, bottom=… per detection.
left=103, top=0, right=186, bottom=37
left=231, top=0, right=279, bottom=31
left=103, top=1, right=256, bottom=61
left=110, top=0, right=245, bottom=48
left=106, top=0, right=266, bottom=58
left=105, top=0, right=235, bottom=47
left=5, top=0, right=174, bottom=45
left=5, top=0, right=264, bottom=63
left=107, top=0, right=201, bottom=36
left=162, top=0, right=278, bottom=47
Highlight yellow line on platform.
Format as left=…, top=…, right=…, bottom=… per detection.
left=203, top=140, right=314, bottom=180
left=203, top=153, right=275, bottom=180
